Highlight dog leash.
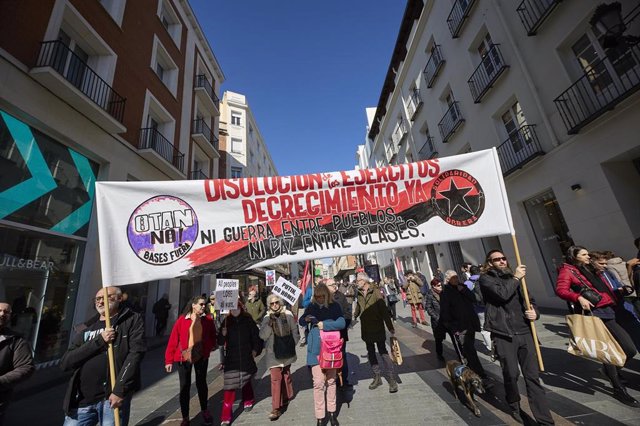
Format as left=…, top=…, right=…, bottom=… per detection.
left=451, top=332, right=468, bottom=365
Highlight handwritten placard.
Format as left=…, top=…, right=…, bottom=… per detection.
left=215, top=279, right=239, bottom=310
left=271, top=276, right=302, bottom=306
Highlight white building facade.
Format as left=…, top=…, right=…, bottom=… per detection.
left=359, top=0, right=640, bottom=308
left=219, top=91, right=278, bottom=179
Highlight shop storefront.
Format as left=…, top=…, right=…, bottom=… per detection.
left=0, top=109, right=99, bottom=363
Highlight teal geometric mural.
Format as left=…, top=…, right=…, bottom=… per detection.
left=0, top=110, right=99, bottom=237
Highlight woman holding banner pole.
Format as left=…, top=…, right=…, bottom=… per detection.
left=556, top=246, right=639, bottom=407
left=164, top=296, right=217, bottom=426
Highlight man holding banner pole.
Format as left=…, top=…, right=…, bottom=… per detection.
left=479, top=250, right=553, bottom=425
left=61, top=286, right=145, bottom=426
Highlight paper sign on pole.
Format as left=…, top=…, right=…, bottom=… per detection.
left=215, top=279, right=239, bottom=310
left=271, top=277, right=301, bottom=306
left=266, top=269, right=276, bottom=287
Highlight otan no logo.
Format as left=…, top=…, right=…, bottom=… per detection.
left=127, top=195, right=198, bottom=265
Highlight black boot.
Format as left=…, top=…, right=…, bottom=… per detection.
left=316, top=418, right=325, bottom=426
left=508, top=402, right=523, bottom=424
left=613, top=387, right=640, bottom=407
left=328, top=412, right=339, bottom=426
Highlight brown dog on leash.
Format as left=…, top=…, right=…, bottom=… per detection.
left=446, top=360, right=485, bottom=417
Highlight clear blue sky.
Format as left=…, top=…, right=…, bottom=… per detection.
left=190, top=1, right=406, bottom=177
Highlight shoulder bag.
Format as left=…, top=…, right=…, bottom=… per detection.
left=271, top=318, right=296, bottom=360
left=568, top=268, right=602, bottom=306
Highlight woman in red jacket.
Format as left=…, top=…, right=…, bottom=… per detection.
left=165, top=296, right=217, bottom=425
left=555, top=246, right=638, bottom=407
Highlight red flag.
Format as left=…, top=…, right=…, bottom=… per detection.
left=394, top=257, right=406, bottom=285
left=300, top=260, right=310, bottom=296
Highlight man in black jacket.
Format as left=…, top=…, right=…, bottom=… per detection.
left=479, top=250, right=554, bottom=425
left=61, top=287, right=146, bottom=426
left=0, top=302, right=34, bottom=424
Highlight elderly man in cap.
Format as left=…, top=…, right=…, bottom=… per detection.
left=61, top=286, right=146, bottom=426
left=354, top=272, right=398, bottom=393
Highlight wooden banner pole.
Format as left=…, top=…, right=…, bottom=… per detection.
left=511, top=234, right=545, bottom=372
left=103, top=290, right=121, bottom=426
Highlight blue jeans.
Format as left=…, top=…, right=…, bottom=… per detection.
left=63, top=398, right=131, bottom=426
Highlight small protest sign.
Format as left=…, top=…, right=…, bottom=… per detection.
left=266, top=269, right=276, bottom=287
left=215, top=279, right=239, bottom=310
left=271, top=277, right=302, bottom=306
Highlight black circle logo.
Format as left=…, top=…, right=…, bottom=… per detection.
left=430, top=169, right=485, bottom=227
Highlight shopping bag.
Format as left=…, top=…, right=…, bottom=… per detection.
left=565, top=313, right=626, bottom=367
left=389, top=336, right=403, bottom=365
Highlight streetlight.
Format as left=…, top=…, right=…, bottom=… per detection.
left=590, top=2, right=640, bottom=49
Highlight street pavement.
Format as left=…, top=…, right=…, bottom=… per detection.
left=6, top=303, right=640, bottom=425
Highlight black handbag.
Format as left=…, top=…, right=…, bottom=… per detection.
left=273, top=333, right=296, bottom=360
left=569, top=269, right=603, bottom=306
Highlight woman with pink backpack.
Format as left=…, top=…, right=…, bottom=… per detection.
left=299, top=283, right=345, bottom=426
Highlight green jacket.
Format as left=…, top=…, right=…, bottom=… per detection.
left=354, top=287, right=394, bottom=343
left=245, top=299, right=266, bottom=323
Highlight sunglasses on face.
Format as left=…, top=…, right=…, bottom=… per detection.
left=490, top=256, right=507, bottom=262
left=270, top=301, right=280, bottom=305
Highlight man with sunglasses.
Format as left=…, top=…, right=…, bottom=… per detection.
left=479, top=250, right=554, bottom=425
left=61, top=286, right=146, bottom=426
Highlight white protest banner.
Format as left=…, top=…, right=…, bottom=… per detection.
left=215, top=279, right=239, bottom=310
left=265, top=269, right=276, bottom=287
left=272, top=276, right=301, bottom=306
left=96, top=149, right=513, bottom=286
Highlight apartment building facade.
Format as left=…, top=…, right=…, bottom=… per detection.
left=218, top=90, right=277, bottom=179
left=0, top=0, right=224, bottom=365
left=358, top=0, right=640, bottom=308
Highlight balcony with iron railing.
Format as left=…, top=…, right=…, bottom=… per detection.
left=496, top=125, right=545, bottom=176
left=424, top=45, right=445, bottom=88
left=554, top=42, right=640, bottom=134
left=438, top=102, right=464, bottom=143
left=516, top=0, right=563, bottom=36
left=391, top=119, right=408, bottom=145
left=192, top=118, right=219, bottom=156
left=31, top=40, right=126, bottom=133
left=447, top=0, right=477, bottom=38
left=406, top=89, right=423, bottom=120
left=194, top=74, right=220, bottom=115
left=468, top=44, right=509, bottom=103
left=189, top=169, right=209, bottom=180
left=139, top=127, right=184, bottom=174
left=417, top=137, right=437, bottom=160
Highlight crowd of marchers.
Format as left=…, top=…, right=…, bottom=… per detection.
left=0, top=239, right=639, bottom=425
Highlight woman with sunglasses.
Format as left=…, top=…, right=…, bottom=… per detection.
left=164, top=296, right=217, bottom=426
left=556, top=246, right=639, bottom=407
left=259, top=294, right=300, bottom=420
left=299, top=283, right=345, bottom=426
